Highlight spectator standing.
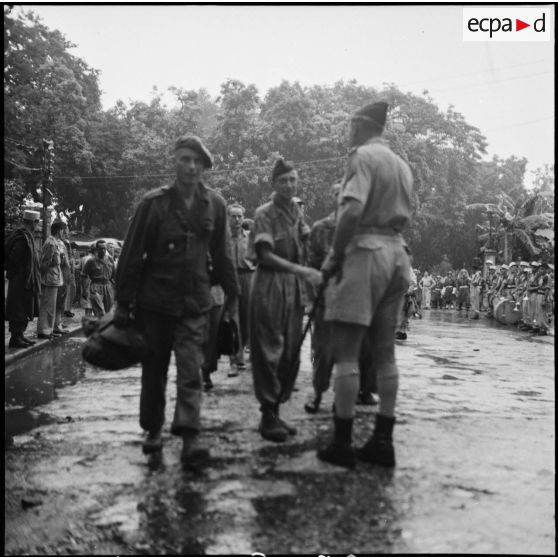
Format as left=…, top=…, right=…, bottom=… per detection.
left=469, top=267, right=482, bottom=319
left=227, top=203, right=255, bottom=375
left=37, top=220, right=66, bottom=339
left=420, top=271, right=434, bottom=309
left=81, top=240, right=115, bottom=317
left=5, top=210, right=42, bottom=347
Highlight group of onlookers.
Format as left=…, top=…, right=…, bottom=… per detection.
left=408, top=262, right=554, bottom=336
left=5, top=210, right=119, bottom=348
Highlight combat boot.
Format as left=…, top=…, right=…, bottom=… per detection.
left=8, top=333, right=31, bottom=348
left=259, top=407, right=288, bottom=442
left=357, top=414, right=396, bottom=467
left=181, top=430, right=210, bottom=470
left=142, top=429, right=163, bottom=454
left=304, top=394, right=322, bottom=414
left=317, top=416, right=355, bottom=468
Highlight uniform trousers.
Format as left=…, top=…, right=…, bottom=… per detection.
left=137, top=308, right=207, bottom=435
left=469, top=285, right=481, bottom=314
left=230, top=270, right=253, bottom=366
left=89, top=282, right=114, bottom=317
left=250, top=268, right=304, bottom=409
left=422, top=287, right=431, bottom=309
left=37, top=285, right=59, bottom=335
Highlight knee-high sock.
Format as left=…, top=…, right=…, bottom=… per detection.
left=333, top=362, right=359, bottom=419
left=377, top=362, right=399, bottom=417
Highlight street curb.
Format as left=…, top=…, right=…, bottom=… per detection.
left=5, top=325, right=84, bottom=367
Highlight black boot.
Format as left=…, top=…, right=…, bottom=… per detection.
left=357, top=414, right=396, bottom=467
left=317, top=416, right=355, bottom=468
left=8, top=333, right=30, bottom=348
left=304, top=393, right=321, bottom=414
left=259, top=407, right=288, bottom=442
left=142, top=429, right=163, bottom=454
left=181, top=431, right=210, bottom=470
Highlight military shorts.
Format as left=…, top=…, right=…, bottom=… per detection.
left=324, top=234, right=410, bottom=326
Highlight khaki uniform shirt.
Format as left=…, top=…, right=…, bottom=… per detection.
left=341, top=137, right=413, bottom=234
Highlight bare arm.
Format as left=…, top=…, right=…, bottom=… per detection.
left=257, top=244, right=322, bottom=287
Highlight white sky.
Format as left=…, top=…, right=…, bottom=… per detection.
left=21, top=4, right=555, bottom=187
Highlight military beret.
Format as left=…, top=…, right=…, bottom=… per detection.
left=531, top=261, right=541, bottom=267
left=509, top=261, right=517, bottom=267
left=174, top=135, right=213, bottom=169
left=353, top=101, right=389, bottom=128
left=271, top=158, right=296, bottom=182
left=501, top=264, right=509, bottom=270
left=519, top=261, right=529, bottom=267
left=547, top=263, right=554, bottom=271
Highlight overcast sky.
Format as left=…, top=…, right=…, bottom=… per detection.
left=23, top=4, right=555, bottom=187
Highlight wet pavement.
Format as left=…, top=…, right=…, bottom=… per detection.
left=4, top=310, right=555, bottom=555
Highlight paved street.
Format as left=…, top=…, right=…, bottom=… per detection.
left=4, top=310, right=555, bottom=555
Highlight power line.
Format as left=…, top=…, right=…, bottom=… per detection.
left=397, top=57, right=553, bottom=90
left=54, top=156, right=346, bottom=181
left=488, top=116, right=554, bottom=133
left=427, top=70, right=552, bottom=95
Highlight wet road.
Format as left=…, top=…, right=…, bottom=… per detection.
left=4, top=310, right=555, bottom=555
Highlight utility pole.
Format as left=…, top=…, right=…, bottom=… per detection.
left=41, top=139, right=55, bottom=243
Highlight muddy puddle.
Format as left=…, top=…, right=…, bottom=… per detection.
left=5, top=336, right=87, bottom=438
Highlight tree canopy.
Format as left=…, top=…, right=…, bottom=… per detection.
left=4, top=8, right=554, bottom=267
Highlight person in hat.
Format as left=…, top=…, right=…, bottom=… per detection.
left=533, top=262, right=552, bottom=335
left=37, top=220, right=68, bottom=339
left=81, top=239, right=115, bottom=318
left=113, top=134, right=239, bottom=469
left=248, top=158, right=322, bottom=442
left=5, top=210, right=42, bottom=348
left=318, top=100, right=413, bottom=468
left=227, top=202, right=255, bottom=376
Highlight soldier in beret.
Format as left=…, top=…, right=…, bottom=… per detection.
left=318, top=101, right=413, bottom=468
left=248, top=158, right=322, bottom=442
left=114, top=134, right=239, bottom=469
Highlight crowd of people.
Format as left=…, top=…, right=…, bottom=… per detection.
left=5, top=215, right=119, bottom=348
left=398, top=261, right=554, bottom=337
left=4, top=100, right=554, bottom=474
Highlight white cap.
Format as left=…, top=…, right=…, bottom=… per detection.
left=23, top=210, right=41, bottom=221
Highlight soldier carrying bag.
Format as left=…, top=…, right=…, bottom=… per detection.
left=82, top=312, right=148, bottom=370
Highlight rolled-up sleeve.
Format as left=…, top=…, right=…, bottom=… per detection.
left=342, top=149, right=373, bottom=205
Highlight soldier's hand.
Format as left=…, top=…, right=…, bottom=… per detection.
left=321, top=252, right=342, bottom=284
left=302, top=267, right=323, bottom=288
left=113, top=303, right=131, bottom=328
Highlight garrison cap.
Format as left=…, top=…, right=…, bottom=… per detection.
left=271, top=158, right=296, bottom=182
left=174, top=135, right=213, bottom=169
left=519, top=261, right=529, bottom=267
left=509, top=261, right=517, bottom=267
left=353, top=101, right=389, bottom=128
left=531, top=261, right=541, bottom=267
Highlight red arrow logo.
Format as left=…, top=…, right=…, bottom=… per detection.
left=516, top=18, right=530, bottom=31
